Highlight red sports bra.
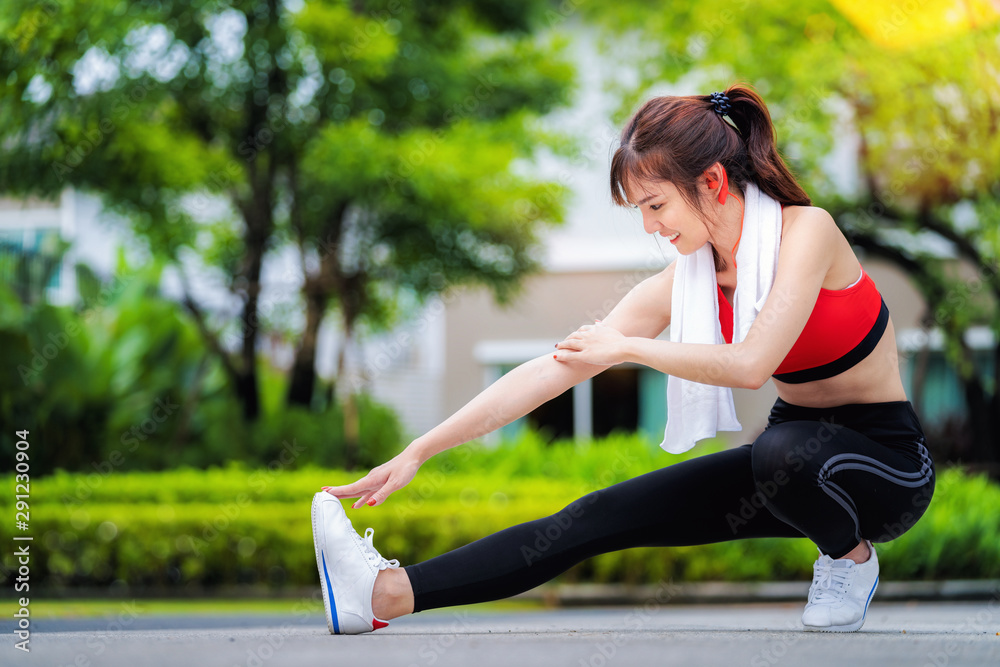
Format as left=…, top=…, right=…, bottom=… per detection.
left=717, top=268, right=889, bottom=384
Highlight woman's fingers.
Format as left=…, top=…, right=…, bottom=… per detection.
left=321, top=482, right=360, bottom=497
left=322, top=476, right=376, bottom=498
left=322, top=486, right=362, bottom=499
left=323, top=472, right=393, bottom=505
left=321, top=481, right=380, bottom=507
left=321, top=456, right=420, bottom=508
left=336, top=481, right=393, bottom=508
left=366, top=481, right=399, bottom=507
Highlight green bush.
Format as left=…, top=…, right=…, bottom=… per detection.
left=2, top=435, right=998, bottom=591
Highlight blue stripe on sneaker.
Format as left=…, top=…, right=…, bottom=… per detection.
left=865, top=576, right=878, bottom=607
left=862, top=575, right=879, bottom=620
left=321, top=551, right=341, bottom=634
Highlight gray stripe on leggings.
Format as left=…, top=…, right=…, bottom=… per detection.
left=821, top=480, right=864, bottom=546
left=817, top=441, right=934, bottom=486
left=818, top=452, right=932, bottom=484
left=815, top=440, right=933, bottom=551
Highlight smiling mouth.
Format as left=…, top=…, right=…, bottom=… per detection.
left=664, top=231, right=680, bottom=242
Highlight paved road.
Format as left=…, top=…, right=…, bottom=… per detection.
left=3, top=602, right=998, bottom=667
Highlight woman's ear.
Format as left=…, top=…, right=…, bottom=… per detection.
left=704, top=164, right=729, bottom=205
left=704, top=163, right=722, bottom=189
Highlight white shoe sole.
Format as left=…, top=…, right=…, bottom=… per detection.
left=312, top=492, right=341, bottom=634
left=803, top=576, right=878, bottom=633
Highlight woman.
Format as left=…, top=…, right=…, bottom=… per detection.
left=312, top=84, right=935, bottom=635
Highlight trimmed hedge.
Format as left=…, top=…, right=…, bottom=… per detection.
left=2, top=435, right=999, bottom=590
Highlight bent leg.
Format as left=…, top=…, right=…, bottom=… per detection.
left=751, top=421, right=935, bottom=559
left=404, top=444, right=804, bottom=613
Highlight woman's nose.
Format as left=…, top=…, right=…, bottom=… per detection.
left=642, top=214, right=660, bottom=235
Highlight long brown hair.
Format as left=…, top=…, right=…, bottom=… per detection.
left=610, top=83, right=811, bottom=269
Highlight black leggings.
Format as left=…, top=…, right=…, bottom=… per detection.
left=403, top=399, right=935, bottom=613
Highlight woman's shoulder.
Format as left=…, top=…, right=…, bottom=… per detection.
left=781, top=204, right=834, bottom=225
left=778, top=205, right=861, bottom=289
left=779, top=205, right=840, bottom=242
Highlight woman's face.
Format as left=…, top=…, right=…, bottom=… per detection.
left=629, top=179, right=712, bottom=255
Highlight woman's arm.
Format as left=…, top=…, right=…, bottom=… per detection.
left=324, top=262, right=676, bottom=507
left=555, top=208, right=839, bottom=389
left=408, top=262, right=676, bottom=463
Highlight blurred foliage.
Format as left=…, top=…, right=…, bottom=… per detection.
left=3, top=0, right=998, bottom=473
left=582, top=1, right=1000, bottom=462
left=0, top=0, right=576, bottom=431
left=0, top=433, right=996, bottom=590
left=0, top=258, right=403, bottom=475
left=584, top=1, right=1000, bottom=206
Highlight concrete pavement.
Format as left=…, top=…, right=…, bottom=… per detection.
left=3, top=602, right=998, bottom=667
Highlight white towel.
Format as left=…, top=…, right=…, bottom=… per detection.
left=660, top=182, right=783, bottom=454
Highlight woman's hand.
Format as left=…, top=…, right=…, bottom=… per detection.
left=322, top=450, right=423, bottom=508
left=553, top=320, right=627, bottom=366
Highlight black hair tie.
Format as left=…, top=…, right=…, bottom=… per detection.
left=709, top=91, right=731, bottom=117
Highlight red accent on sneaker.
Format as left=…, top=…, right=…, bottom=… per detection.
left=372, top=619, right=389, bottom=630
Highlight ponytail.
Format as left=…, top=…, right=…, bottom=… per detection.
left=722, top=84, right=811, bottom=206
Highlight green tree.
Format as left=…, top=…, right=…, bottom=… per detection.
left=1, top=0, right=574, bottom=464
left=584, top=1, right=1000, bottom=463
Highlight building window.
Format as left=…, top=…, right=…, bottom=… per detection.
left=521, top=379, right=575, bottom=441
left=488, top=356, right=667, bottom=443
left=591, top=367, right=639, bottom=436
left=0, top=227, right=64, bottom=302
left=898, top=327, right=996, bottom=429
left=903, top=347, right=995, bottom=428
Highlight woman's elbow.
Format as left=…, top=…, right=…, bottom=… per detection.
left=740, top=372, right=771, bottom=391
left=736, top=352, right=773, bottom=390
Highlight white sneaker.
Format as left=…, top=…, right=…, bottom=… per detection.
left=801, top=541, right=879, bottom=632
left=311, top=491, right=400, bottom=634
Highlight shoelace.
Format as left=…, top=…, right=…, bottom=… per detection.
left=360, top=527, right=400, bottom=571
left=809, top=559, right=852, bottom=604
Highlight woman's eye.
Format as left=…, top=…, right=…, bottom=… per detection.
left=649, top=204, right=662, bottom=211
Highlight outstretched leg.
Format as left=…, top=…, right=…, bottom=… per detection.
left=396, top=444, right=803, bottom=615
